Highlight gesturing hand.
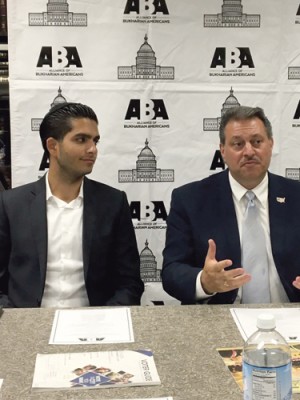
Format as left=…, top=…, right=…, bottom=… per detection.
left=200, top=239, right=251, bottom=294
left=292, top=276, right=300, bottom=290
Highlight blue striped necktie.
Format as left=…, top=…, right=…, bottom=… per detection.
left=241, top=191, right=270, bottom=304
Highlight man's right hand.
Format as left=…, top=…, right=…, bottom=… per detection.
left=200, top=239, right=251, bottom=294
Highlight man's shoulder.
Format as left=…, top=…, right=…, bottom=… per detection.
left=84, top=178, right=124, bottom=198
left=173, top=170, right=226, bottom=196
left=0, top=179, right=43, bottom=200
left=269, top=172, right=300, bottom=192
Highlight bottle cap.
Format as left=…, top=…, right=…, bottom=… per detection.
left=256, top=313, right=276, bottom=330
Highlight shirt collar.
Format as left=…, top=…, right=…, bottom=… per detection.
left=46, top=172, right=84, bottom=207
left=228, top=171, right=268, bottom=208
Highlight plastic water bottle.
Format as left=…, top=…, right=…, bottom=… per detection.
left=242, top=313, right=292, bottom=400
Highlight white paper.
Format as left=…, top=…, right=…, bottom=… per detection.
left=32, top=350, right=161, bottom=390
left=231, top=307, right=300, bottom=342
left=49, top=308, right=134, bottom=344
left=70, top=398, right=172, bottom=400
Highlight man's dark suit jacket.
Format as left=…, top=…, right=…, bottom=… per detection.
left=0, top=176, right=144, bottom=307
left=162, top=170, right=300, bottom=304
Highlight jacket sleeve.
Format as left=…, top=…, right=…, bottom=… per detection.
left=105, top=191, right=144, bottom=306
left=0, top=192, right=12, bottom=307
left=162, top=188, right=201, bottom=304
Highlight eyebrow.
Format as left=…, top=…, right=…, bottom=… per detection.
left=73, top=133, right=100, bottom=140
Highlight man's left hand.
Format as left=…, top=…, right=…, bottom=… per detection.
left=292, top=276, right=300, bottom=290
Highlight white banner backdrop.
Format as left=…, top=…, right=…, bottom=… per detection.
left=7, top=0, right=300, bottom=305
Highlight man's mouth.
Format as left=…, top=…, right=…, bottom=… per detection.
left=81, top=158, right=95, bottom=163
left=241, top=159, right=259, bottom=166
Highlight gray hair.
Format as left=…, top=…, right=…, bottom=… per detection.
left=219, top=106, right=273, bottom=145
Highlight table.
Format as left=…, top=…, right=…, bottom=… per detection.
left=0, top=304, right=298, bottom=400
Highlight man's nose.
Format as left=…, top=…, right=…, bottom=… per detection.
left=87, top=141, right=97, bottom=153
left=243, top=142, right=255, bottom=156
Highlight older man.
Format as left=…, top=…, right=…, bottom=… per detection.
left=162, top=106, right=300, bottom=304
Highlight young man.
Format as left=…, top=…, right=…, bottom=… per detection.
left=162, top=106, right=300, bottom=304
left=0, top=102, right=144, bottom=307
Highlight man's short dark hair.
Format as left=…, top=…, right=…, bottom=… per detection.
left=219, top=105, right=273, bottom=145
left=39, top=102, right=98, bottom=155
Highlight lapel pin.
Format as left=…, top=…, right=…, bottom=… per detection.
left=276, top=197, right=285, bottom=203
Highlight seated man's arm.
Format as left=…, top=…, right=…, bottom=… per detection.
left=162, top=188, right=250, bottom=304
left=105, top=192, right=144, bottom=306
left=0, top=192, right=12, bottom=307
left=162, top=188, right=202, bottom=304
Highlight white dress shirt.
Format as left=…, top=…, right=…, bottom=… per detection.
left=41, top=175, right=89, bottom=308
left=196, top=172, right=289, bottom=303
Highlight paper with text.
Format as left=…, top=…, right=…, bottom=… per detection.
left=32, top=350, right=160, bottom=390
left=49, top=308, right=134, bottom=344
left=231, top=307, right=300, bottom=342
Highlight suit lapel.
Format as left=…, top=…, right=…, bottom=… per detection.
left=210, top=171, right=241, bottom=303
left=29, top=177, right=48, bottom=286
left=82, top=178, right=97, bottom=278
left=268, top=173, right=287, bottom=261
left=217, top=170, right=241, bottom=265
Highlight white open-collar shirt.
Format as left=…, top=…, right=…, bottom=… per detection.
left=41, top=174, right=89, bottom=308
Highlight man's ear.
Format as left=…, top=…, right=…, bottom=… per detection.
left=219, top=143, right=225, bottom=163
left=46, top=137, right=57, bottom=156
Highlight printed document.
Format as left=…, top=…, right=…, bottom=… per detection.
left=230, top=307, right=300, bottom=342
left=32, top=349, right=160, bottom=390
left=49, top=307, right=134, bottom=344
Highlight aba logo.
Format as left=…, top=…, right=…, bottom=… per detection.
left=292, top=100, right=300, bottom=128
left=130, top=201, right=167, bottom=222
left=124, top=0, right=169, bottom=14
left=210, top=150, right=225, bottom=172
left=124, top=99, right=170, bottom=128
left=211, top=48, right=254, bottom=69
left=125, top=99, right=168, bottom=120
left=210, top=47, right=255, bottom=78
left=123, top=0, right=170, bottom=23
left=296, top=4, right=300, bottom=24
left=36, top=47, right=83, bottom=77
left=294, top=101, right=300, bottom=119
left=37, top=47, right=82, bottom=69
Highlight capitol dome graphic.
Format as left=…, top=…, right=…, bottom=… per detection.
left=221, top=88, right=240, bottom=116
left=204, top=0, right=260, bottom=28
left=140, top=240, right=161, bottom=282
left=29, top=0, right=87, bottom=26
left=31, top=87, right=68, bottom=131
left=50, top=87, right=67, bottom=108
left=118, top=34, right=174, bottom=80
left=136, top=139, right=157, bottom=171
left=118, top=139, right=174, bottom=183
left=203, top=87, right=241, bottom=131
left=136, top=35, right=156, bottom=69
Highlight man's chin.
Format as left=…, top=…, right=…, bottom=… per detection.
left=83, top=168, right=93, bottom=176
